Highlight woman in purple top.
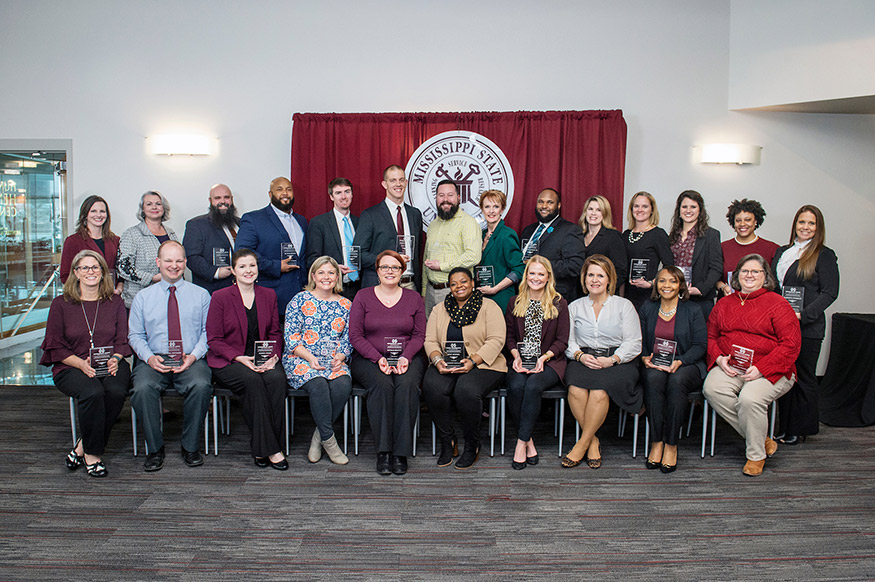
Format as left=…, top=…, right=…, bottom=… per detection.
left=349, top=250, right=426, bottom=476
left=40, top=250, right=131, bottom=477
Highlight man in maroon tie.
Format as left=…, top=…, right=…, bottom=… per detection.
left=129, top=241, right=213, bottom=472
left=352, top=165, right=424, bottom=292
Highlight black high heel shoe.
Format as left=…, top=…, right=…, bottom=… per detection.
left=65, top=440, right=84, bottom=471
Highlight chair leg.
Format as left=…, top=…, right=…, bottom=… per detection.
left=131, top=406, right=139, bottom=457
left=769, top=400, right=777, bottom=440
left=432, top=422, right=436, bottom=456
left=686, top=400, right=696, bottom=437
left=631, top=413, right=639, bottom=458
left=558, top=399, right=565, bottom=457
left=353, top=395, right=360, bottom=457
left=412, top=407, right=419, bottom=457
left=204, top=410, right=210, bottom=455
left=284, top=397, right=290, bottom=456
left=211, top=396, right=219, bottom=456
left=343, top=401, right=349, bottom=455
left=69, top=397, right=78, bottom=447
left=709, top=406, right=716, bottom=457
left=500, top=395, right=506, bottom=456
left=645, top=418, right=650, bottom=455
left=701, top=399, right=708, bottom=458
left=554, top=404, right=559, bottom=437
left=489, top=396, right=496, bottom=457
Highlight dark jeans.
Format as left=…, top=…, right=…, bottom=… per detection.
left=778, top=337, right=822, bottom=437
left=131, top=358, right=212, bottom=453
left=506, top=366, right=559, bottom=442
left=302, top=375, right=352, bottom=440
left=54, top=360, right=131, bottom=455
left=642, top=365, right=701, bottom=445
left=351, top=353, right=425, bottom=457
left=422, top=366, right=505, bottom=446
left=213, top=362, right=287, bottom=457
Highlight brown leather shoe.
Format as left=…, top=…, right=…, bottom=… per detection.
left=743, top=459, right=765, bottom=476
left=764, top=437, right=778, bottom=457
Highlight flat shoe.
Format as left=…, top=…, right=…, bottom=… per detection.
left=586, top=443, right=602, bottom=469
left=86, top=460, right=107, bottom=478
left=391, top=455, right=408, bottom=475
left=376, top=452, right=392, bottom=475
left=254, top=457, right=269, bottom=468
left=526, top=454, right=539, bottom=466
left=270, top=458, right=289, bottom=471
left=561, top=454, right=583, bottom=468
left=66, top=449, right=84, bottom=471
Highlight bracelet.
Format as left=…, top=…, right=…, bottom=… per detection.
left=110, top=354, right=122, bottom=362
left=431, top=356, right=443, bottom=366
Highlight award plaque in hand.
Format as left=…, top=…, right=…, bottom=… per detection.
left=729, top=344, right=754, bottom=374
left=651, top=338, right=677, bottom=368
left=474, top=265, right=495, bottom=288
left=782, top=286, right=804, bottom=314
left=518, top=342, right=540, bottom=370
left=347, top=245, right=361, bottom=271
left=385, top=337, right=405, bottom=367
left=254, top=340, right=276, bottom=367
left=629, top=258, right=650, bottom=281
left=90, top=345, right=113, bottom=377
left=212, top=247, right=231, bottom=267
left=280, top=242, right=299, bottom=266
left=444, top=341, right=466, bottom=369
left=164, top=340, right=184, bottom=368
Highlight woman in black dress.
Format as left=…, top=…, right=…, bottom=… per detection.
left=579, top=195, right=628, bottom=286
left=772, top=205, right=839, bottom=445
left=622, top=191, right=673, bottom=311
left=667, top=190, right=723, bottom=321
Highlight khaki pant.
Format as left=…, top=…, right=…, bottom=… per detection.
left=424, top=284, right=451, bottom=318
left=703, top=367, right=793, bottom=461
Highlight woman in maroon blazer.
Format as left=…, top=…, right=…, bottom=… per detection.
left=59, top=195, right=122, bottom=294
left=206, top=249, right=288, bottom=470
left=504, top=255, right=570, bottom=470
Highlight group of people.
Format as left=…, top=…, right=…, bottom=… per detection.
left=43, top=165, right=839, bottom=479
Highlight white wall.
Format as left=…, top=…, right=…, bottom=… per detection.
left=729, top=0, right=875, bottom=109
left=3, top=0, right=873, bottom=370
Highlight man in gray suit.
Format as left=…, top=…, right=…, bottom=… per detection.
left=305, top=177, right=360, bottom=300
left=352, top=165, right=423, bottom=291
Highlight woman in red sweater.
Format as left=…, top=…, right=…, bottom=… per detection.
left=703, top=254, right=801, bottom=476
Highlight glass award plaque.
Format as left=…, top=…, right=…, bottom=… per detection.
left=729, top=344, right=754, bottom=374
left=317, top=339, right=339, bottom=369
left=651, top=338, right=677, bottom=368
left=726, top=272, right=735, bottom=293
left=518, top=342, right=540, bottom=370
left=346, top=245, right=361, bottom=271
left=396, top=235, right=415, bottom=275
left=384, top=337, right=405, bottom=367
left=280, top=242, right=299, bottom=266
left=444, top=340, right=466, bottom=369
left=474, top=265, right=495, bottom=288
left=90, top=345, right=113, bottom=377
left=681, top=266, right=692, bottom=284
left=630, top=258, right=650, bottom=281
left=212, top=247, right=231, bottom=267
left=165, top=340, right=184, bottom=368
left=254, top=340, right=276, bottom=367
left=783, top=286, right=804, bottom=314
left=521, top=238, right=539, bottom=261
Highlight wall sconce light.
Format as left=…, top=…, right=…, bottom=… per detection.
left=147, top=134, right=218, bottom=156
left=693, top=143, right=761, bottom=165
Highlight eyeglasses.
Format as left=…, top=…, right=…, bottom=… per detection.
left=378, top=265, right=403, bottom=272
left=75, top=265, right=102, bottom=273
left=739, top=269, right=764, bottom=276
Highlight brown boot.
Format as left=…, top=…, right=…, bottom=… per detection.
left=764, top=437, right=778, bottom=457
left=743, top=459, right=765, bottom=476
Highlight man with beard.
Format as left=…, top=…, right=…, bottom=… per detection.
left=422, top=179, right=481, bottom=315
left=353, top=165, right=423, bottom=293
left=519, top=188, right=585, bottom=301
left=305, top=177, right=359, bottom=300
left=235, top=176, right=307, bottom=318
left=183, top=184, right=240, bottom=294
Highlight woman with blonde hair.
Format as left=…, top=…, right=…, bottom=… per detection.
left=504, top=255, right=569, bottom=470
left=622, top=191, right=673, bottom=311
left=283, top=256, right=353, bottom=465
left=579, top=195, right=628, bottom=285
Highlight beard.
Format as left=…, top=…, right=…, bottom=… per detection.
left=437, top=203, right=459, bottom=221
left=208, top=203, right=239, bottom=228
left=270, top=196, right=294, bottom=213
left=536, top=208, right=560, bottom=224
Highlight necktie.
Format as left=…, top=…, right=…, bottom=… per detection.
left=396, top=206, right=405, bottom=236
left=343, top=216, right=358, bottom=282
left=228, top=224, right=237, bottom=241
left=526, top=223, right=547, bottom=254
left=168, top=285, right=182, bottom=344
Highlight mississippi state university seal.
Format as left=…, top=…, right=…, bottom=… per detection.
left=405, top=130, right=514, bottom=229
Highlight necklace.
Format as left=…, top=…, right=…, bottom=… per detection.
left=628, top=230, right=645, bottom=244
left=658, top=305, right=677, bottom=318
left=738, top=292, right=752, bottom=306
left=81, top=300, right=101, bottom=349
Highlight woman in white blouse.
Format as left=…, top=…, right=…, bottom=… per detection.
left=562, top=254, right=642, bottom=468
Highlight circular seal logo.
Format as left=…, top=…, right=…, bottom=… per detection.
left=405, top=130, right=514, bottom=229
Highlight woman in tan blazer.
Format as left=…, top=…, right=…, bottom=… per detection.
left=423, top=267, right=507, bottom=470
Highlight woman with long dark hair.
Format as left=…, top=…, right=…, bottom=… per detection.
left=60, top=195, right=122, bottom=294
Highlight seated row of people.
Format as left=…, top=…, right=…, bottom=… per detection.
left=44, top=239, right=812, bottom=479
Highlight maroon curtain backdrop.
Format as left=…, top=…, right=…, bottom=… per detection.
left=290, top=110, right=626, bottom=233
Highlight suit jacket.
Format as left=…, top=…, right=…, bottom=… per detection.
left=772, top=245, right=839, bottom=340
left=480, top=220, right=525, bottom=313
left=235, top=204, right=307, bottom=316
left=520, top=217, right=585, bottom=302
left=205, top=284, right=283, bottom=368
left=305, top=210, right=359, bottom=270
left=504, top=296, right=570, bottom=382
left=687, top=227, right=723, bottom=304
left=59, top=232, right=120, bottom=283
left=639, top=298, right=708, bottom=378
left=353, top=200, right=423, bottom=291
left=183, top=213, right=236, bottom=294
left=583, top=226, right=628, bottom=286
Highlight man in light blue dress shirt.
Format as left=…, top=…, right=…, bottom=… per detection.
left=129, top=241, right=212, bottom=472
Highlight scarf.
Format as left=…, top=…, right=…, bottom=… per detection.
left=445, top=288, right=483, bottom=327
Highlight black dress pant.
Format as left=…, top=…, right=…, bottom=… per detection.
left=422, top=367, right=505, bottom=446
left=213, top=362, right=287, bottom=457
left=506, top=366, right=559, bottom=442
left=350, top=353, right=426, bottom=457
left=642, top=364, right=701, bottom=445
left=54, top=360, right=131, bottom=455
left=778, top=336, right=822, bottom=437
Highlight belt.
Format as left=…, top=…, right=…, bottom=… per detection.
left=429, top=281, right=449, bottom=290
left=581, top=346, right=619, bottom=357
